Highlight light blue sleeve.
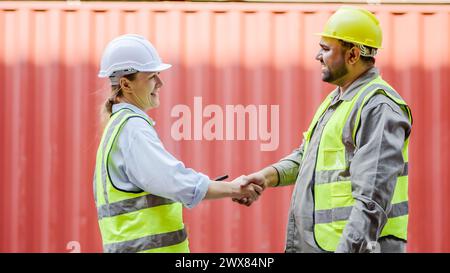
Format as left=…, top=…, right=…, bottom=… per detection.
left=121, top=118, right=210, bottom=209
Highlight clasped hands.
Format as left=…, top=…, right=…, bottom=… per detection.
left=228, top=173, right=267, bottom=207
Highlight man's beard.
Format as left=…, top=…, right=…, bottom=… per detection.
left=322, top=61, right=348, bottom=83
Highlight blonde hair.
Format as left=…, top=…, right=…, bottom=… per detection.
left=101, top=73, right=137, bottom=127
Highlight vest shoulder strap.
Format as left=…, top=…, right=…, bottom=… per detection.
left=304, top=91, right=336, bottom=142
left=352, top=80, right=412, bottom=141
left=101, top=109, right=155, bottom=198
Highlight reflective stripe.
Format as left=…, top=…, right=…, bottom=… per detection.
left=315, top=169, right=350, bottom=185
left=93, top=172, right=97, bottom=203
left=103, top=228, right=187, bottom=253
left=97, top=193, right=175, bottom=220
left=388, top=201, right=408, bottom=218
left=100, top=110, right=131, bottom=205
left=315, top=206, right=353, bottom=224
left=315, top=162, right=408, bottom=185
left=401, top=162, right=408, bottom=176
left=315, top=201, right=408, bottom=224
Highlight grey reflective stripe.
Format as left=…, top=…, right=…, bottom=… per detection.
left=400, top=162, right=408, bottom=176
left=388, top=201, right=408, bottom=218
left=315, top=201, right=408, bottom=224
left=93, top=172, right=97, bottom=203
left=315, top=162, right=408, bottom=185
left=315, top=169, right=350, bottom=185
left=315, top=206, right=353, bottom=224
left=100, top=110, right=132, bottom=205
left=97, top=193, right=175, bottom=220
left=103, top=228, right=187, bottom=253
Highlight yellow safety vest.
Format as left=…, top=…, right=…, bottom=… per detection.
left=303, top=76, right=411, bottom=252
left=93, top=108, right=189, bottom=253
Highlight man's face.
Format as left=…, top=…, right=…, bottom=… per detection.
left=315, top=37, right=348, bottom=84
left=129, top=72, right=163, bottom=110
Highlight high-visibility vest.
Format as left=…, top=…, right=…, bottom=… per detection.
left=93, top=108, right=189, bottom=253
left=303, top=76, right=411, bottom=252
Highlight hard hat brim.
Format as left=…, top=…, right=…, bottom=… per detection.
left=98, top=63, right=172, bottom=78
left=141, top=63, right=172, bottom=73
left=314, top=32, right=382, bottom=49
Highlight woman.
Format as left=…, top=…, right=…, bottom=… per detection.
left=93, top=34, right=261, bottom=253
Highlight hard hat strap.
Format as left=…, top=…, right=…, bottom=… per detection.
left=356, top=44, right=377, bottom=57
left=109, top=68, right=139, bottom=85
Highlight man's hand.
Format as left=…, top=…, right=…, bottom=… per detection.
left=229, top=175, right=263, bottom=202
left=232, top=172, right=268, bottom=206
left=204, top=175, right=263, bottom=200
left=231, top=167, right=279, bottom=206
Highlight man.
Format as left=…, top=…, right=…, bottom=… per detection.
left=235, top=6, right=412, bottom=253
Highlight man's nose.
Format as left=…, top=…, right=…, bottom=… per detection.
left=315, top=51, right=322, bottom=62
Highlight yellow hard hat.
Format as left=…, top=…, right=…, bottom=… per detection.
left=317, top=6, right=383, bottom=49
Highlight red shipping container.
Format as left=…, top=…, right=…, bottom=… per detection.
left=0, top=1, right=449, bottom=252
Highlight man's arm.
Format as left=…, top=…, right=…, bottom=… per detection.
left=335, top=95, right=411, bottom=253
left=270, top=144, right=304, bottom=187
left=233, top=143, right=305, bottom=206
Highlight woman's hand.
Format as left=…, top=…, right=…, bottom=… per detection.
left=229, top=175, right=263, bottom=202
left=204, top=175, right=263, bottom=201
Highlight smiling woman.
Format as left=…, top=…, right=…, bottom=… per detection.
left=102, top=71, right=162, bottom=126
left=98, top=34, right=171, bottom=126
left=93, top=34, right=264, bottom=253
left=117, top=72, right=162, bottom=111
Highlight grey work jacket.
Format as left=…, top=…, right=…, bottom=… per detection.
left=272, top=67, right=412, bottom=253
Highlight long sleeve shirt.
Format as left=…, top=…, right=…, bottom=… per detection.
left=272, top=68, right=412, bottom=253
left=108, top=103, right=210, bottom=209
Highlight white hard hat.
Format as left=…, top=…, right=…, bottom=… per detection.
left=98, top=34, right=171, bottom=84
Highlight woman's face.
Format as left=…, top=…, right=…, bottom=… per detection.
left=127, top=72, right=164, bottom=110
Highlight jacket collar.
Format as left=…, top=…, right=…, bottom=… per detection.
left=112, top=102, right=156, bottom=125
left=330, top=67, right=380, bottom=102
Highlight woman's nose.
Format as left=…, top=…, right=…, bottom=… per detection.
left=155, top=75, right=163, bottom=88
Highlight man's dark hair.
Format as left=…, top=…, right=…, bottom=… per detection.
left=338, top=39, right=376, bottom=65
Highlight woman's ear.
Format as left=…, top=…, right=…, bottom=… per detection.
left=119, top=77, right=132, bottom=93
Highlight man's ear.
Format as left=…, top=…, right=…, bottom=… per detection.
left=119, top=77, right=132, bottom=93
left=347, top=46, right=361, bottom=65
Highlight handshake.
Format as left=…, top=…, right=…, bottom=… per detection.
left=206, top=167, right=277, bottom=205
left=227, top=173, right=269, bottom=207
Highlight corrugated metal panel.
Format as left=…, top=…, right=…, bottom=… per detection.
left=0, top=1, right=449, bottom=253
